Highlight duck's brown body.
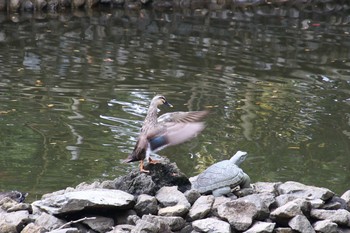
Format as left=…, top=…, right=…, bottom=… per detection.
left=124, top=95, right=208, bottom=173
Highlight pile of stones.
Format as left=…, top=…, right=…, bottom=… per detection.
left=0, top=161, right=350, bottom=233
left=1, top=0, right=349, bottom=13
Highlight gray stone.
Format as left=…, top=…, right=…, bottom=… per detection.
left=184, top=189, right=201, bottom=205
left=0, top=197, right=22, bottom=211
left=323, top=196, right=349, bottom=210
left=48, top=228, right=81, bottom=233
left=0, top=210, right=30, bottom=233
left=273, top=228, right=294, bottom=233
left=142, top=214, right=186, bottom=231
left=110, top=160, right=191, bottom=196
left=338, top=227, right=350, bottom=233
left=188, top=195, right=214, bottom=221
left=192, top=217, right=231, bottom=233
left=211, top=196, right=231, bottom=217
left=277, top=181, right=334, bottom=201
left=341, top=190, right=350, bottom=209
left=275, top=194, right=298, bottom=207
left=35, top=212, right=66, bottom=231
left=240, top=194, right=270, bottom=220
left=114, top=209, right=137, bottom=225
left=270, top=198, right=309, bottom=221
left=288, top=215, right=315, bottom=233
left=253, top=182, right=280, bottom=195
left=217, top=199, right=258, bottom=231
left=33, top=189, right=135, bottom=215
left=310, top=209, right=350, bottom=226
left=158, top=204, right=189, bottom=217
left=243, top=221, right=276, bottom=233
left=156, top=186, right=190, bottom=208
left=83, top=216, right=114, bottom=233
left=127, top=214, right=140, bottom=225
left=7, top=203, right=32, bottom=212
left=313, top=220, right=338, bottom=233
left=131, top=219, right=159, bottom=233
left=134, top=194, right=158, bottom=215
left=309, top=198, right=325, bottom=209
left=21, top=223, right=46, bottom=233
left=0, top=191, right=27, bottom=203
left=107, top=224, right=134, bottom=233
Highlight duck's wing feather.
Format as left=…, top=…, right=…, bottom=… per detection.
left=157, top=110, right=209, bottom=124
left=147, top=122, right=205, bottom=152
left=123, top=136, right=148, bottom=163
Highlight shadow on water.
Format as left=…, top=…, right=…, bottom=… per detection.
left=0, top=7, right=349, bottom=201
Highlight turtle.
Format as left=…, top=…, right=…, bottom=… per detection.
left=190, top=151, right=251, bottom=197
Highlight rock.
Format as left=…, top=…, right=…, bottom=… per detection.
left=107, top=224, right=134, bottom=233
left=188, top=195, right=214, bottom=221
left=158, top=204, right=189, bottom=217
left=21, top=223, right=46, bottom=233
left=243, top=221, right=276, bottom=233
left=192, top=217, right=231, bottom=233
left=72, top=0, right=85, bottom=8
left=7, top=203, right=32, bottom=213
left=184, top=189, right=201, bottom=205
left=310, top=209, right=350, bottom=226
left=9, top=0, right=21, bottom=11
left=341, top=190, right=350, bottom=209
left=134, top=194, right=158, bottom=215
left=35, top=212, right=66, bottom=231
left=0, top=191, right=27, bottom=203
left=83, top=216, right=114, bottom=233
left=323, top=196, right=348, bottom=210
left=34, top=0, right=47, bottom=10
left=217, top=199, right=258, bottom=231
left=109, top=160, right=191, bottom=196
left=49, top=228, right=81, bottom=233
left=114, top=209, right=138, bottom=225
left=253, top=182, right=280, bottom=195
left=127, top=214, right=140, bottom=225
left=0, top=197, right=22, bottom=211
left=275, top=194, right=299, bottom=207
left=0, top=210, right=30, bottom=233
left=142, top=214, right=186, bottom=231
left=288, top=215, right=315, bottom=233
left=309, top=198, right=325, bottom=209
left=211, top=196, right=232, bottom=217
left=240, top=194, right=271, bottom=220
left=156, top=186, right=190, bottom=208
left=277, top=181, right=334, bottom=201
left=132, top=219, right=159, bottom=233
left=313, top=219, right=338, bottom=233
left=270, top=198, right=309, bottom=222
left=274, top=227, right=294, bottom=233
left=32, top=189, right=135, bottom=215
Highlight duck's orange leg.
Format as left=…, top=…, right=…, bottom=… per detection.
left=139, top=160, right=150, bottom=173
left=148, top=157, right=160, bottom=164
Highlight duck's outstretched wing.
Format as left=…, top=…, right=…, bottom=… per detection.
left=157, top=110, right=209, bottom=124
left=147, top=122, right=205, bottom=152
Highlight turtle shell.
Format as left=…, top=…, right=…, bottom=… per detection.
left=192, top=160, right=244, bottom=194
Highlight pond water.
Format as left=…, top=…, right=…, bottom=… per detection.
left=0, top=8, right=349, bottom=201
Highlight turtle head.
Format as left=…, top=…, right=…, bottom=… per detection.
left=230, top=151, right=247, bottom=166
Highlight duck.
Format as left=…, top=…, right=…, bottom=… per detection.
left=124, top=95, right=208, bottom=173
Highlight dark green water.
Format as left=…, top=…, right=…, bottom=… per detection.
left=0, top=8, right=349, bottom=201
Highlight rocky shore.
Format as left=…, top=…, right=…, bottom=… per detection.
left=1, top=161, right=350, bottom=233
left=1, top=0, right=349, bottom=13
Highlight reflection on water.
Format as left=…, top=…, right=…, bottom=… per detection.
left=0, top=8, right=349, bottom=200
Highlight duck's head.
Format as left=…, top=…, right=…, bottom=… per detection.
left=152, top=95, right=173, bottom=108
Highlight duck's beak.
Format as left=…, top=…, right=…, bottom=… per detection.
left=164, top=101, right=173, bottom=108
